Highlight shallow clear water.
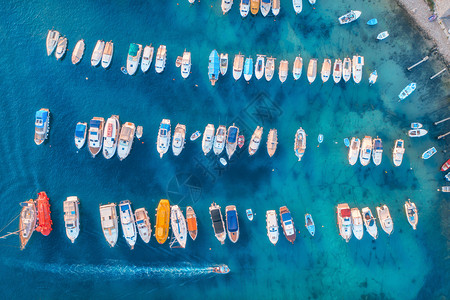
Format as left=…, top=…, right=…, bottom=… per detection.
left=0, top=0, right=449, bottom=299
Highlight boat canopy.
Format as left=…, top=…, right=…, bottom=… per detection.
left=227, top=127, right=238, bottom=143
left=128, top=43, right=139, bottom=56
left=75, top=124, right=86, bottom=138
left=397, top=140, right=403, bottom=147
left=120, top=203, right=130, bottom=212
left=281, top=212, right=292, bottom=222
left=35, top=110, right=48, bottom=127
left=262, top=0, right=270, bottom=3
left=374, top=139, right=382, bottom=149
left=211, top=209, right=224, bottom=233
left=90, top=119, right=101, bottom=128
left=242, top=0, right=250, bottom=3
left=226, top=210, right=238, bottom=232
left=341, top=208, right=351, bottom=218
left=208, top=50, right=220, bottom=78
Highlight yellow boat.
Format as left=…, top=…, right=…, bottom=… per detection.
left=250, top=0, right=260, bottom=15
left=155, top=199, right=170, bottom=244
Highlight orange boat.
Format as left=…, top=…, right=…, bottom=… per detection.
left=35, top=192, right=52, bottom=236
left=155, top=199, right=170, bottom=244
left=186, top=206, right=198, bottom=241
left=250, top=0, right=260, bottom=15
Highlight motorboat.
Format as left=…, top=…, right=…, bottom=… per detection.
left=308, top=0, right=315, bottom=6
left=99, top=203, right=118, bottom=247
left=220, top=53, right=228, bottom=76
left=46, top=30, right=60, bottom=56
left=267, top=129, right=278, bottom=157
left=260, top=0, right=271, bottom=17
left=279, top=60, right=289, bottom=83
left=213, top=125, right=227, bottom=155
left=361, top=207, right=378, bottom=239
left=272, top=0, right=280, bottom=15
left=209, top=202, right=226, bottom=244
left=293, top=0, right=302, bottom=14
left=226, top=205, right=239, bottom=243
left=181, top=50, right=191, bottom=79
left=35, top=192, right=52, bottom=236
left=337, top=203, right=352, bottom=242
left=220, top=157, right=228, bottom=166
left=155, top=199, right=170, bottom=244
left=442, top=186, right=450, bottom=193
left=422, top=147, right=437, bottom=160
left=55, top=36, right=67, bottom=60
left=19, top=199, right=36, bottom=250
left=248, top=126, right=263, bottom=156
left=307, top=58, right=317, bottom=84
left=170, top=205, right=187, bottom=248
left=359, top=136, right=372, bottom=166
left=221, top=0, right=233, bottom=14
left=127, top=43, right=143, bottom=75
left=392, top=139, right=405, bottom=167
left=186, top=206, right=198, bottom=240
left=172, top=124, right=186, bottom=156
left=280, top=206, right=296, bottom=243
left=404, top=199, right=418, bottom=230
left=246, top=209, right=254, bottom=221
left=102, top=115, right=120, bottom=159
left=352, top=55, right=364, bottom=83
left=74, top=122, right=87, bottom=149
left=157, top=119, right=171, bottom=158
left=377, top=31, right=389, bottom=40
left=441, top=158, right=450, bottom=171
left=141, top=45, right=154, bottom=73
left=293, top=55, right=303, bottom=80
left=351, top=208, right=364, bottom=240
left=91, top=40, right=105, bottom=67
left=233, top=52, right=244, bottom=80
left=411, top=122, right=423, bottom=129
left=88, top=117, right=105, bottom=157
left=408, top=129, right=428, bottom=137
left=318, top=134, right=323, bottom=144
left=208, top=50, right=220, bottom=85
left=320, top=58, right=331, bottom=83
left=305, top=213, right=315, bottom=236
left=398, top=83, right=417, bottom=101
left=348, top=137, right=360, bottom=165
left=342, top=57, right=352, bottom=82
left=240, top=0, right=250, bottom=17
left=250, top=0, right=260, bottom=15
left=333, top=59, right=342, bottom=83
left=119, top=200, right=137, bottom=249
left=255, top=55, right=265, bottom=80
left=266, top=210, right=279, bottom=245
left=294, top=127, right=306, bottom=161
left=135, top=208, right=152, bottom=243
left=190, top=131, right=201, bottom=141
left=265, top=57, right=276, bottom=81
left=376, top=204, right=393, bottom=235
left=226, top=124, right=239, bottom=159
left=344, top=138, right=350, bottom=147
left=63, top=196, right=80, bottom=243
left=34, top=108, right=50, bottom=145
left=155, top=45, right=167, bottom=74
left=101, top=41, right=114, bottom=69
left=244, top=57, right=253, bottom=81
left=369, top=70, right=378, bottom=85
left=212, top=265, right=230, bottom=274
left=71, top=39, right=85, bottom=65
left=338, top=10, right=362, bottom=24
left=372, top=137, right=383, bottom=166
left=202, top=124, right=215, bottom=155
left=117, top=122, right=136, bottom=160
left=238, top=135, right=245, bottom=148
left=367, top=18, right=378, bottom=25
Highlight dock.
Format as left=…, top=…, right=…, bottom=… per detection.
left=407, top=56, right=429, bottom=71
left=430, top=68, right=447, bottom=80
left=438, top=131, right=450, bottom=140
left=434, top=117, right=450, bottom=126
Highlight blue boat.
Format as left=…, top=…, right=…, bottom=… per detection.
left=226, top=205, right=239, bottom=243
left=344, top=138, right=350, bottom=147
left=318, top=134, right=324, bottom=143
left=226, top=124, right=239, bottom=159
left=398, top=82, right=417, bottom=101
left=34, top=108, right=50, bottom=145
left=305, top=214, right=315, bottom=236
left=246, top=209, right=253, bottom=221
left=367, top=18, right=378, bottom=25
left=74, top=122, right=87, bottom=149
left=243, top=57, right=253, bottom=81
left=422, top=147, right=437, bottom=160
left=208, top=50, right=220, bottom=86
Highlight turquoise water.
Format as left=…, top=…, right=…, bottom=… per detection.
left=0, top=0, right=449, bottom=299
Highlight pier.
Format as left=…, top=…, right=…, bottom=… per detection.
left=438, top=131, right=450, bottom=140
left=407, top=56, right=429, bottom=71
left=430, top=68, right=447, bottom=80
left=434, top=117, right=450, bottom=125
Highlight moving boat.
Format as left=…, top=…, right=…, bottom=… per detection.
left=119, top=200, right=137, bottom=249
left=351, top=208, right=364, bottom=240
left=240, top=0, right=250, bottom=17
left=255, top=55, right=265, bottom=80
left=127, top=43, right=143, bottom=75
left=266, top=210, right=279, bottom=245
left=422, top=147, right=437, bottom=159
left=267, top=129, right=278, bottom=157
left=209, top=202, right=226, bottom=244
left=293, top=55, right=303, bottom=80
left=333, top=59, right=342, bottom=83
left=221, top=0, right=233, bottom=14
left=91, top=40, right=105, bottom=67
left=393, top=139, right=405, bottom=167
left=208, top=50, right=220, bottom=85
left=19, top=199, right=36, bottom=250
left=293, top=0, right=302, bottom=14
left=342, top=57, right=352, bottom=82
left=305, top=213, right=315, bottom=236
left=348, top=137, right=361, bottom=165
left=376, top=204, right=393, bottom=235
left=359, top=136, right=372, bottom=166
left=226, top=205, right=239, bottom=243
left=408, top=129, right=428, bottom=137
left=88, top=117, right=105, bottom=157
left=135, top=208, right=152, bottom=243
left=220, top=53, right=228, bottom=76
left=372, top=137, right=383, bottom=166
left=74, top=122, right=87, bottom=150
left=320, top=58, right=331, bottom=83
left=361, top=207, right=378, bottom=239
left=226, top=124, right=239, bottom=159
left=279, top=60, right=289, bottom=83
left=441, top=158, right=450, bottom=171
left=141, top=45, right=154, bottom=73
left=170, top=205, right=187, bottom=248
left=250, top=0, right=260, bottom=15
left=260, top=0, right=271, bottom=17
left=157, top=119, right=171, bottom=158
left=213, top=125, right=227, bottom=155
left=55, top=36, right=67, bottom=60
left=233, top=52, right=244, bottom=80
left=294, top=127, right=306, bottom=161
left=46, top=30, right=60, bottom=56
left=404, top=199, right=418, bottom=230
left=202, top=124, right=215, bottom=155
left=337, top=203, right=352, bottom=242
left=63, top=196, right=80, bottom=243
left=272, top=0, right=280, bottom=15
left=181, top=50, right=191, bottom=79
left=338, top=10, right=362, bottom=24
left=186, top=206, right=198, bottom=240
left=377, top=31, right=389, bottom=40
left=99, top=203, right=118, bottom=247
left=244, top=57, right=253, bottom=81
left=307, top=58, right=317, bottom=84
left=190, top=131, right=201, bottom=141
left=34, top=108, right=50, bottom=145
left=102, top=115, right=120, bottom=159
left=367, top=18, right=378, bottom=25
left=352, top=55, right=364, bottom=83
left=280, top=206, right=296, bottom=243
left=35, top=192, right=52, bottom=236
left=117, top=122, right=136, bottom=160
left=101, top=41, right=114, bottom=69
left=265, top=57, right=276, bottom=81
left=248, top=126, right=263, bottom=156
left=212, top=264, right=230, bottom=274
left=411, top=122, right=423, bottom=129
left=155, top=45, right=167, bottom=74
left=155, top=199, right=170, bottom=244
left=246, top=209, right=254, bottom=221
left=71, top=39, right=85, bottom=65
left=368, top=70, right=378, bottom=85
left=398, top=83, right=417, bottom=101
left=172, top=124, right=186, bottom=156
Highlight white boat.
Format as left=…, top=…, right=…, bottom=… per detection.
left=248, top=126, right=263, bottom=156
left=294, top=127, right=306, bottom=161
left=71, top=39, right=85, bottom=65
left=333, top=59, right=342, bottom=83
left=246, top=209, right=254, bottom=221
left=91, top=40, right=105, bottom=67
left=351, top=208, right=364, bottom=240
left=141, top=45, right=154, bottom=73
left=19, top=199, right=36, bottom=250
left=155, top=45, right=167, bottom=73
left=157, top=119, right=171, bottom=158
left=101, top=41, right=114, bottom=69
left=320, top=58, right=331, bottom=83
left=361, top=207, right=378, bottom=239
left=342, top=57, right=352, bottom=82
left=202, top=124, right=215, bottom=155
left=307, top=58, right=317, bottom=84
left=55, top=36, right=67, bottom=60
left=172, top=124, right=186, bottom=156
left=102, top=115, right=120, bottom=159
left=278, top=60, right=288, bottom=83
left=220, top=157, right=228, bottom=166
left=220, top=53, right=228, bottom=76
left=74, top=122, right=87, bottom=149
left=117, top=122, right=136, bottom=160
left=244, top=57, right=253, bottom=81
left=377, top=31, right=389, bottom=40
left=170, top=205, right=187, bottom=248
left=255, top=55, right=265, bottom=80
left=267, top=129, right=278, bottom=157
left=213, top=125, right=227, bottom=155
left=368, top=70, right=378, bottom=85
left=181, top=50, right=191, bottom=79
left=88, top=117, right=105, bottom=157
left=127, top=43, right=143, bottom=75
left=422, top=147, right=437, bottom=160
left=404, top=199, right=418, bottom=230
left=398, top=83, right=417, bottom=101
left=34, top=108, right=50, bottom=145
left=338, top=10, right=362, bottom=24
left=260, top=0, right=271, bottom=17
left=376, top=204, right=393, bottom=235
left=189, top=0, right=195, bottom=3
left=240, top=0, right=250, bottom=17
left=136, top=126, right=143, bottom=139
left=99, top=203, right=118, bottom=247
left=442, top=186, right=450, bottom=193
left=226, top=124, right=239, bottom=160
left=393, top=139, right=405, bottom=167
left=135, top=208, right=152, bottom=243
left=221, top=0, right=233, bottom=14
left=266, top=210, right=279, bottom=245
left=411, top=123, right=423, bottom=129
left=337, top=203, right=352, bottom=242
left=408, top=129, right=428, bottom=137
left=46, top=30, right=60, bottom=56
left=272, top=0, right=280, bottom=15
left=308, top=0, right=316, bottom=6
left=265, top=57, right=276, bottom=81
left=233, top=53, right=244, bottom=80
left=119, top=200, right=137, bottom=249
left=372, top=137, right=383, bottom=166
left=63, top=196, right=80, bottom=243
left=293, top=0, right=302, bottom=14
left=293, top=55, right=303, bottom=80
left=348, top=137, right=361, bottom=165
left=352, top=55, right=364, bottom=83
left=359, top=136, right=372, bottom=166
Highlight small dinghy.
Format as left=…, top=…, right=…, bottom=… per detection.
left=344, top=138, right=350, bottom=147
left=175, top=56, right=183, bottom=68
left=220, top=53, right=228, bottom=76
left=190, top=131, right=201, bottom=141
left=445, top=172, right=450, bottom=181
left=318, top=134, right=323, bottom=144
left=246, top=209, right=253, bottom=221
left=367, top=18, right=378, bottom=25
left=237, top=135, right=245, bottom=148
left=220, top=157, right=228, bottom=166
left=136, top=126, right=143, bottom=139
left=120, top=66, right=128, bottom=75
left=377, top=31, right=389, bottom=40
left=411, top=123, right=423, bottom=129
left=428, top=14, right=437, bottom=22
left=408, top=129, right=428, bottom=137
left=304, top=214, right=315, bottom=236
left=422, top=147, right=437, bottom=159
left=369, top=70, right=378, bottom=85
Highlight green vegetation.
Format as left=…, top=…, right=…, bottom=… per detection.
left=425, top=0, right=435, bottom=11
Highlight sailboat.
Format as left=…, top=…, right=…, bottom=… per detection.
left=293, top=55, right=303, bottom=80
left=265, top=57, right=276, bottom=81
left=307, top=58, right=317, bottom=83
left=202, top=124, right=215, bottom=155
left=333, top=59, right=342, bottom=83
left=342, top=57, right=352, bottom=82
left=208, top=50, right=220, bottom=86
left=19, top=199, right=37, bottom=250
left=170, top=205, right=187, bottom=248
left=294, top=127, right=306, bottom=161
left=320, top=58, right=331, bottom=83
left=233, top=52, right=244, bottom=80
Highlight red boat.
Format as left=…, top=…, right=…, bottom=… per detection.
left=35, top=191, right=52, bottom=236
left=237, top=135, right=245, bottom=148
left=441, top=158, right=450, bottom=171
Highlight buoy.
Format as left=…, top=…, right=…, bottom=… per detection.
left=142, top=142, right=144, bottom=144
left=86, top=77, right=88, bottom=80
left=195, top=84, right=198, bottom=87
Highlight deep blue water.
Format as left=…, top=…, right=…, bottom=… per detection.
left=0, top=0, right=449, bottom=299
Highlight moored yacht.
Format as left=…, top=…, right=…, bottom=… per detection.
left=248, top=126, right=263, bottom=156
left=222, top=0, right=233, bottom=14
left=157, top=119, right=171, bottom=158
left=293, top=55, right=303, bottom=80
left=101, top=41, right=114, bottom=69
left=19, top=199, right=37, bottom=250
left=351, top=208, right=363, bottom=240
left=172, top=124, right=186, bottom=156
left=279, top=60, right=289, bottom=83
left=91, top=40, right=105, bottom=67
left=119, top=200, right=137, bottom=249
left=369, top=70, right=378, bottom=85
left=141, top=45, right=154, bottom=73
left=55, top=36, right=67, bottom=60
left=361, top=207, right=378, bottom=239
left=210, top=202, right=226, bottom=244
left=338, top=10, right=362, bottom=24
left=226, top=205, right=239, bottom=243
left=46, top=30, right=60, bottom=56
left=170, top=205, right=187, bottom=248
left=280, top=206, right=296, bottom=243
left=34, top=108, right=50, bottom=145
left=102, top=115, right=120, bottom=159
left=376, top=204, right=393, bottom=235
left=266, top=210, right=279, bottom=245
left=202, top=124, right=215, bottom=155
left=307, top=58, right=317, bottom=83
left=337, top=203, right=352, bottom=242
left=265, top=57, right=276, bottom=81
left=186, top=206, right=198, bottom=241
left=267, top=129, right=278, bottom=157
left=127, top=43, right=143, bottom=75
left=404, top=199, right=418, bottom=230
left=393, top=139, right=405, bottom=167
left=244, top=57, right=253, bottom=81
left=342, top=57, right=352, bottom=82
left=305, top=213, right=315, bottom=236
left=233, top=52, right=244, bottom=80
left=250, top=0, right=260, bottom=15
left=255, top=55, right=265, bottom=80
left=260, top=0, right=271, bottom=17
left=181, top=50, right=191, bottom=79
left=213, top=125, right=227, bottom=155
left=320, top=58, right=331, bottom=82
left=372, top=137, right=383, bottom=166
left=63, top=196, right=80, bottom=243
left=348, top=137, right=361, bottom=165
left=333, top=59, right=342, bottom=83
left=220, top=53, right=228, bottom=76
left=294, top=127, right=306, bottom=161
left=293, top=0, right=302, bottom=14
left=88, top=117, right=105, bottom=157
left=226, top=124, right=239, bottom=159
left=71, top=39, right=85, bottom=65
left=352, top=55, right=364, bottom=83
left=359, top=136, right=372, bottom=166
left=208, top=49, right=220, bottom=85
left=398, top=83, right=417, bottom=101
left=99, top=203, right=118, bottom=247
left=117, top=122, right=136, bottom=160
left=240, top=0, right=250, bottom=17
left=135, top=208, right=152, bottom=243
left=272, top=0, right=280, bottom=15
left=155, top=45, right=167, bottom=74
left=155, top=199, right=170, bottom=244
